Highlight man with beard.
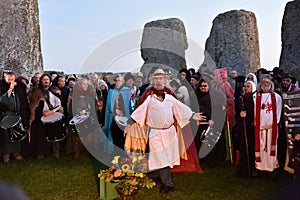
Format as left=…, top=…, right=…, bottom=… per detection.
left=277, top=74, right=299, bottom=174
left=124, top=68, right=205, bottom=194
left=194, top=79, right=214, bottom=154
left=28, top=72, right=41, bottom=98
left=29, top=74, right=62, bottom=160
left=254, top=74, right=282, bottom=172
left=278, top=74, right=299, bottom=93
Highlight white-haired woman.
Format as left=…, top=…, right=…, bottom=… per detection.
left=235, top=81, right=256, bottom=178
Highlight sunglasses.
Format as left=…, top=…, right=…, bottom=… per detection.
left=200, top=85, right=208, bottom=88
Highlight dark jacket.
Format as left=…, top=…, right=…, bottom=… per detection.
left=0, top=79, right=29, bottom=128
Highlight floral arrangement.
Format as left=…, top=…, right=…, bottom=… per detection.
left=98, top=155, right=156, bottom=196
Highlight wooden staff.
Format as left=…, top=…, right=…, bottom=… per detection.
left=226, top=116, right=233, bottom=164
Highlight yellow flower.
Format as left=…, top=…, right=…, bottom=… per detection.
left=111, top=156, right=120, bottom=165
left=135, top=173, right=144, bottom=178
left=137, top=155, right=145, bottom=160
left=121, top=164, right=130, bottom=173
left=131, top=156, right=138, bottom=163
left=127, top=170, right=135, bottom=176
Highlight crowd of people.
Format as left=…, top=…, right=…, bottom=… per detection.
left=0, top=66, right=300, bottom=194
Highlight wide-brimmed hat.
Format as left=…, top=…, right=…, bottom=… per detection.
left=281, top=73, right=293, bottom=80
left=281, top=73, right=296, bottom=84
left=136, top=72, right=144, bottom=78
left=148, top=69, right=170, bottom=80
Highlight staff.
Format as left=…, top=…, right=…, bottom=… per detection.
left=226, top=116, right=233, bottom=164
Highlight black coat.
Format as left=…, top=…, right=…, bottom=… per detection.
left=236, top=93, right=255, bottom=178
left=0, top=79, right=29, bottom=128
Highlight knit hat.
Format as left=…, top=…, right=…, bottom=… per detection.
left=124, top=72, right=135, bottom=82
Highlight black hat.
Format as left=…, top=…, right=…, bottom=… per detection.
left=67, top=77, right=76, bottom=83
left=124, top=73, right=135, bottom=82
left=281, top=73, right=297, bottom=84
left=282, top=73, right=293, bottom=80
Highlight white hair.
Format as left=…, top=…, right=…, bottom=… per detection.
left=257, top=74, right=274, bottom=92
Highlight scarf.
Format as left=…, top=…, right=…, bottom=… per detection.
left=255, top=92, right=277, bottom=162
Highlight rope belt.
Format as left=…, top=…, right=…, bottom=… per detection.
left=149, top=124, right=173, bottom=130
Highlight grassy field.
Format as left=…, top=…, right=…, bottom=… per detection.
left=0, top=151, right=298, bottom=200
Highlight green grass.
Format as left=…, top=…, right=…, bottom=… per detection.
left=0, top=151, right=297, bottom=200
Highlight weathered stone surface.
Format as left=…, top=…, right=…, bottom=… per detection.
left=0, top=0, right=43, bottom=77
left=200, top=9, right=260, bottom=76
left=279, top=0, right=300, bottom=82
left=140, top=18, right=188, bottom=77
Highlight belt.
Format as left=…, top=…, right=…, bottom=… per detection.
left=198, top=122, right=209, bottom=125
left=260, top=125, right=273, bottom=130
left=149, top=124, right=173, bottom=130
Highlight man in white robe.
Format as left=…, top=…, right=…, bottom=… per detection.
left=254, top=74, right=282, bottom=172
left=124, top=69, right=205, bottom=193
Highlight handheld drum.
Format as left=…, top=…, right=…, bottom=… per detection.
left=0, top=115, right=27, bottom=142
left=41, top=112, right=66, bottom=142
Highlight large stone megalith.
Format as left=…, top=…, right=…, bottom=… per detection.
left=140, top=18, right=188, bottom=77
left=279, top=0, right=300, bottom=81
left=200, top=9, right=260, bottom=76
left=0, top=0, right=43, bottom=76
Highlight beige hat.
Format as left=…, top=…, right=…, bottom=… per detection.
left=148, top=69, right=170, bottom=80
left=136, top=72, right=144, bottom=78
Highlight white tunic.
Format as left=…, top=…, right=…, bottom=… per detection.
left=254, top=92, right=282, bottom=172
left=131, top=94, right=193, bottom=170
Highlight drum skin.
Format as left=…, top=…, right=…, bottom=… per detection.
left=69, top=113, right=96, bottom=135
left=41, top=112, right=66, bottom=142
left=0, top=115, right=27, bottom=142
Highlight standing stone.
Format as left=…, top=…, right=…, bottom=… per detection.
left=279, top=0, right=300, bottom=82
left=0, top=0, right=43, bottom=77
left=200, top=9, right=260, bottom=76
left=140, top=18, right=188, bottom=77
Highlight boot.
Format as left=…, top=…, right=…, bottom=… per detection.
left=3, top=155, right=10, bottom=163
left=13, top=152, right=25, bottom=161
left=234, top=150, right=240, bottom=166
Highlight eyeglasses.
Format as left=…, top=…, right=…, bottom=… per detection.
left=200, top=85, right=208, bottom=88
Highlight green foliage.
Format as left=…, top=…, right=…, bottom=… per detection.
left=0, top=152, right=294, bottom=200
